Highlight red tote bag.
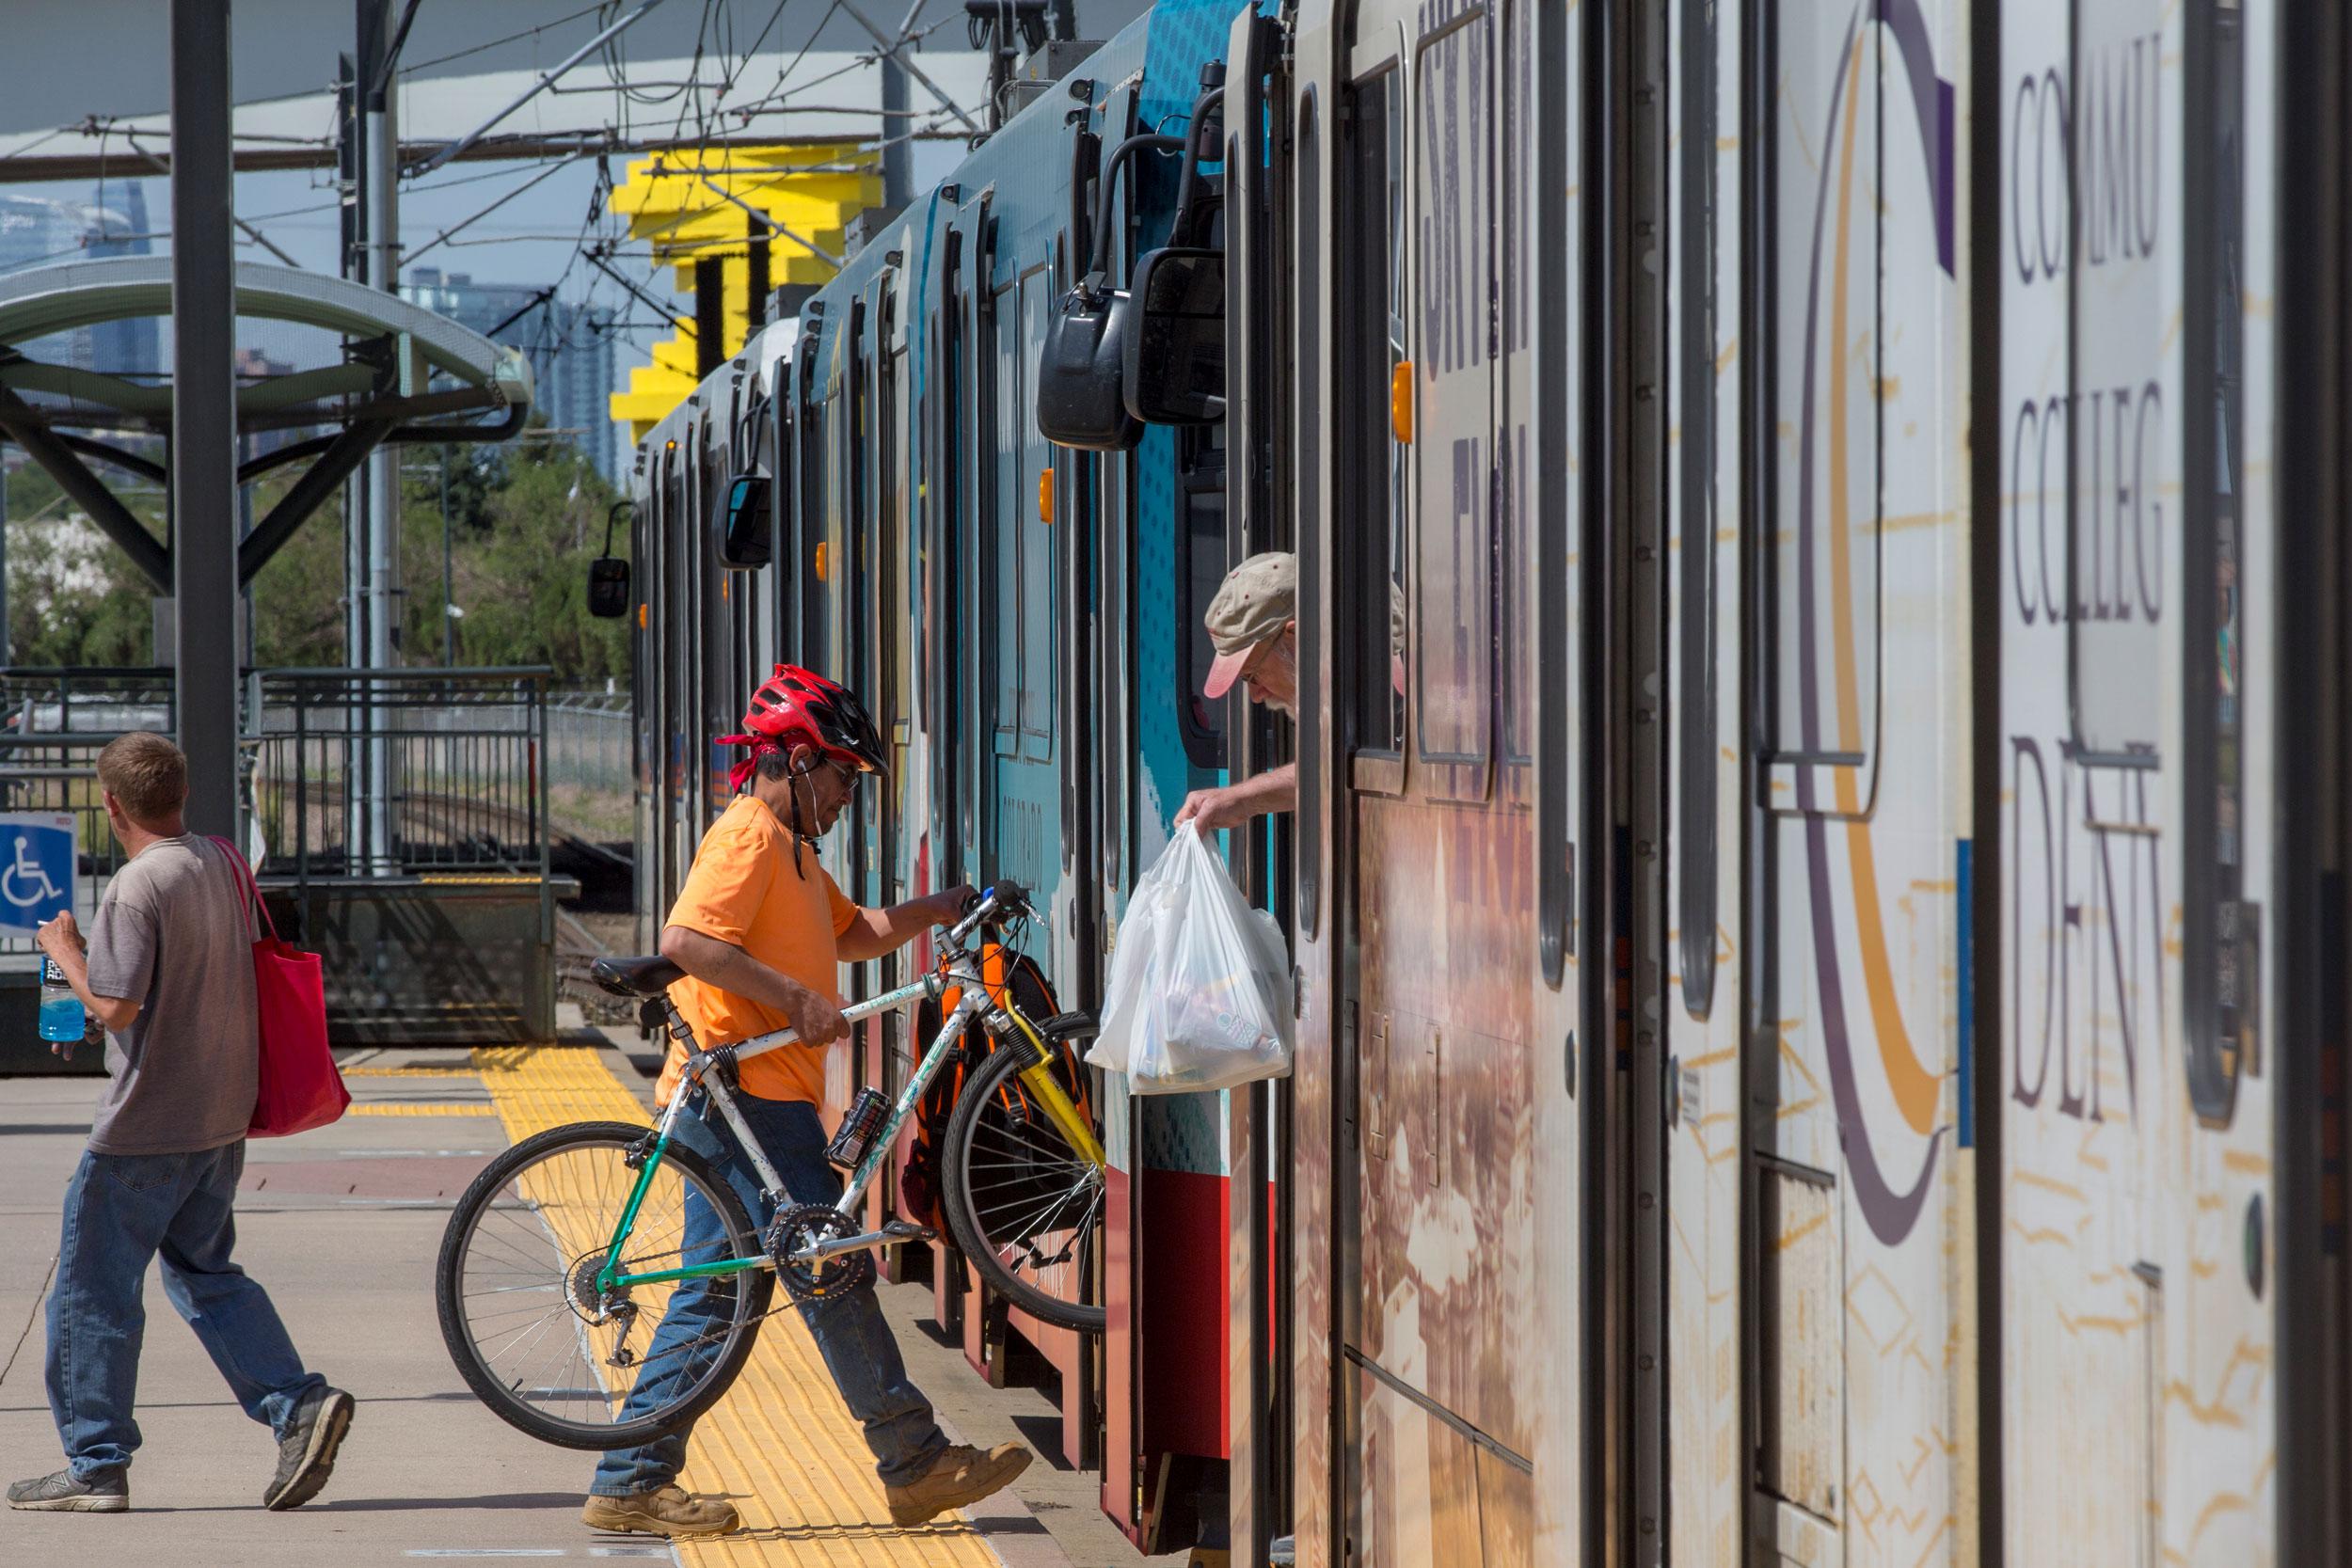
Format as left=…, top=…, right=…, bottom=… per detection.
left=211, top=837, right=347, bottom=1137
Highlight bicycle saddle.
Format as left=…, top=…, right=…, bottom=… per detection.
left=591, top=954, right=686, bottom=998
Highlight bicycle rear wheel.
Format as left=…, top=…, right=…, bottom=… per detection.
left=941, top=1015, right=1107, bottom=1333
left=436, top=1120, right=774, bottom=1449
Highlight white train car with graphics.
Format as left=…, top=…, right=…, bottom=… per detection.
left=1198, top=0, right=2352, bottom=1562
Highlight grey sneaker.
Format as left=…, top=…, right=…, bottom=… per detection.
left=8, top=1468, right=127, bottom=1513
left=262, top=1386, right=354, bottom=1511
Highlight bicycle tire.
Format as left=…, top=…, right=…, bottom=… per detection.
left=942, top=1015, right=1108, bottom=1334
left=436, top=1119, right=774, bottom=1450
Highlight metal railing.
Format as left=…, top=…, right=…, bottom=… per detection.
left=0, top=665, right=559, bottom=932
left=249, top=668, right=553, bottom=887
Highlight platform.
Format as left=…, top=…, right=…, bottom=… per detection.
left=0, top=1043, right=1180, bottom=1566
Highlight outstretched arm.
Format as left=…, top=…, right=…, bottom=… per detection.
left=1175, top=762, right=1298, bottom=832
left=835, top=885, right=977, bottom=963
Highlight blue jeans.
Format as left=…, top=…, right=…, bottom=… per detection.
left=589, top=1090, right=946, bottom=1496
left=45, top=1142, right=326, bottom=1481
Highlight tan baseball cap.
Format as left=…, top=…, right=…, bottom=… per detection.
left=1202, top=551, right=1296, bottom=698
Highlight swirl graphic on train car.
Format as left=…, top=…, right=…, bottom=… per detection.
left=1793, top=0, right=1955, bottom=1248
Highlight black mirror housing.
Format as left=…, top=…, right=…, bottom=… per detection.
left=716, top=473, right=772, bottom=569
left=1038, top=281, right=1142, bottom=451
left=1124, top=246, right=1226, bottom=426
left=587, top=555, right=631, bottom=619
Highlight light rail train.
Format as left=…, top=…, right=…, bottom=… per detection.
left=620, top=0, right=2352, bottom=1561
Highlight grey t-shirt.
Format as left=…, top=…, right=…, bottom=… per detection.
left=84, top=834, right=260, bottom=1155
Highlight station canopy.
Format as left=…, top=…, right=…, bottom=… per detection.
left=0, top=257, right=532, bottom=592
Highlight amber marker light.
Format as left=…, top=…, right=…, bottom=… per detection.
left=815, top=541, right=830, bottom=581
left=1038, top=470, right=1055, bottom=525
left=1391, top=361, right=1415, bottom=443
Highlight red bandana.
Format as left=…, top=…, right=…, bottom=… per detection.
left=715, top=731, right=779, bottom=794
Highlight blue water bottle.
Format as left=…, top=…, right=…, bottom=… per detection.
left=39, top=956, right=83, bottom=1043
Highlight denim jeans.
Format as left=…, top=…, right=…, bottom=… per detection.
left=589, top=1090, right=946, bottom=1496
left=45, top=1141, right=326, bottom=1481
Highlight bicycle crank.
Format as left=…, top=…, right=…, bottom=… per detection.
left=787, top=1218, right=938, bottom=1265
left=768, top=1203, right=894, bottom=1303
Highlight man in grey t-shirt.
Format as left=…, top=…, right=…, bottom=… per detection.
left=8, top=734, right=354, bottom=1516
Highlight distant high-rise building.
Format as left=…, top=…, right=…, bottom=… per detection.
left=87, top=182, right=158, bottom=385
left=402, top=268, right=621, bottom=481
left=0, top=184, right=155, bottom=382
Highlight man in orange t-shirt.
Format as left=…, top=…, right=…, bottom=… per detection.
left=584, top=666, right=1033, bottom=1542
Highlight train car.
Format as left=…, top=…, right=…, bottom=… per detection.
left=1233, top=0, right=2352, bottom=1564
left=623, top=0, right=2352, bottom=1561
left=625, top=0, right=1256, bottom=1545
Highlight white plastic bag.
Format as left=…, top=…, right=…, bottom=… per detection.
left=1087, top=824, right=1292, bottom=1094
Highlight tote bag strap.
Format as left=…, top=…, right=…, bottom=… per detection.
left=205, top=834, right=279, bottom=942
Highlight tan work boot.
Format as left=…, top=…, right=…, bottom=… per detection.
left=581, top=1484, right=739, bottom=1538
left=884, top=1441, right=1034, bottom=1528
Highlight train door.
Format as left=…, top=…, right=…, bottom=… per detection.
left=1660, top=0, right=1746, bottom=1560
left=1743, top=4, right=1966, bottom=1563
left=1316, top=0, right=1549, bottom=1560
left=793, top=326, right=825, bottom=668
left=661, top=440, right=694, bottom=911
left=959, top=203, right=995, bottom=895
left=1998, top=2, right=2277, bottom=1560
left=983, top=252, right=1059, bottom=904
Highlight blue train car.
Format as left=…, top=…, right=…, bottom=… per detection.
left=623, top=0, right=1247, bottom=1547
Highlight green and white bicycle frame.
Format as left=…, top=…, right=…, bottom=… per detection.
left=591, top=938, right=1105, bottom=1297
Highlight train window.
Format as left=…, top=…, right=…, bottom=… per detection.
left=886, top=344, right=913, bottom=762
left=1410, top=13, right=1494, bottom=788
left=2065, top=3, right=2169, bottom=766
left=1676, top=0, right=1719, bottom=1014
left=2181, top=0, right=2248, bottom=1126
left=821, top=382, right=846, bottom=674
left=1763, top=6, right=1882, bottom=787
left=796, top=343, right=825, bottom=666
left=1341, top=65, right=1408, bottom=783
left=1498, top=0, right=1533, bottom=785
left=1175, top=429, right=1230, bottom=769
left=1021, top=275, right=1054, bottom=751
left=1296, top=96, right=1322, bottom=938
left=991, top=281, right=1022, bottom=753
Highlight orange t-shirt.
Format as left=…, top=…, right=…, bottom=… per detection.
left=655, top=794, right=861, bottom=1106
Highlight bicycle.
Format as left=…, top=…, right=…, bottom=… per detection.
left=434, top=879, right=1107, bottom=1449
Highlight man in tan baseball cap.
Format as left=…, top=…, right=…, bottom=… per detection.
left=1177, top=552, right=1298, bottom=832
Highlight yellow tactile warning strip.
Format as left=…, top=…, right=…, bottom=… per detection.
left=342, top=1066, right=484, bottom=1078
left=469, top=1045, right=1007, bottom=1568
left=345, top=1102, right=498, bottom=1117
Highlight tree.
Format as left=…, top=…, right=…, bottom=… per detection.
left=5, top=429, right=628, bottom=682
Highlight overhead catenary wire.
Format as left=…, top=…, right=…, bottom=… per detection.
left=401, top=156, right=577, bottom=267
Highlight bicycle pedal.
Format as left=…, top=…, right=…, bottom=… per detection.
left=880, top=1220, right=937, bottom=1243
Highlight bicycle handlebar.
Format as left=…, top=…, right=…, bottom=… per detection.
left=946, top=879, right=1033, bottom=948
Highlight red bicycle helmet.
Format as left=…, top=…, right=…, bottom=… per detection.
left=717, top=663, right=886, bottom=793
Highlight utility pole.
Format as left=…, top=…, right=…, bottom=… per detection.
left=170, top=0, right=238, bottom=837
left=882, top=53, right=910, bottom=210
left=358, top=0, right=399, bottom=873
left=439, top=444, right=453, bottom=668
left=339, top=53, right=366, bottom=678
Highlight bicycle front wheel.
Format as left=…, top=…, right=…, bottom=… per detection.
left=436, top=1120, right=774, bottom=1449
left=942, top=1016, right=1107, bottom=1333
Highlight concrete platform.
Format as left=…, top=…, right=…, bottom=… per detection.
left=0, top=1047, right=1182, bottom=1567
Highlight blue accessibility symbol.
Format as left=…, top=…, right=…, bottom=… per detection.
left=0, top=815, right=75, bottom=932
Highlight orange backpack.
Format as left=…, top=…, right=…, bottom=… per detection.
left=897, top=942, right=1094, bottom=1228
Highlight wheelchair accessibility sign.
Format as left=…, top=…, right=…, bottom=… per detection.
left=0, top=814, right=75, bottom=932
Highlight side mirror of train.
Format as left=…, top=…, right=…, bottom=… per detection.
left=1124, top=246, right=1225, bottom=426
left=715, top=472, right=772, bottom=570
left=588, top=500, right=633, bottom=619
left=587, top=555, right=631, bottom=619
left=1037, top=278, right=1143, bottom=451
